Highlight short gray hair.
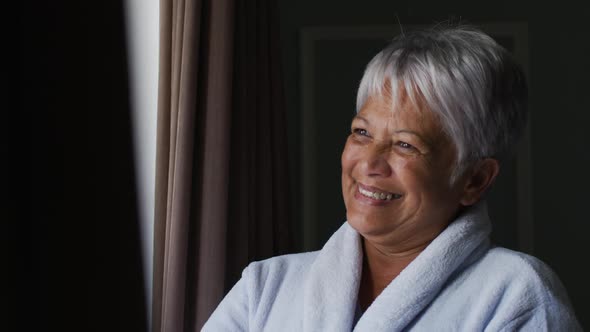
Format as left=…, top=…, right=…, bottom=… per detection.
left=356, top=25, right=528, bottom=182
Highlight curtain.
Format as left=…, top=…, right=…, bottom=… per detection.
left=152, top=0, right=292, bottom=331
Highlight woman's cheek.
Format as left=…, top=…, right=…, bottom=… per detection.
left=390, top=156, right=432, bottom=185
left=341, top=138, right=359, bottom=168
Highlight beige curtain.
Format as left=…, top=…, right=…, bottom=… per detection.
left=153, top=0, right=234, bottom=331
left=152, top=0, right=291, bottom=331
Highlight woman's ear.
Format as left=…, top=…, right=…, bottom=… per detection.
left=459, top=158, right=500, bottom=206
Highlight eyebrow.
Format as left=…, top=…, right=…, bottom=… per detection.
left=352, top=115, right=369, bottom=123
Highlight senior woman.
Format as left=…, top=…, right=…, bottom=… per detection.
left=203, top=26, right=581, bottom=331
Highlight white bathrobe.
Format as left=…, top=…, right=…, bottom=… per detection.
left=202, top=202, right=581, bottom=331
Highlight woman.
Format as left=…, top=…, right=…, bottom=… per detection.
left=203, top=26, right=581, bottom=331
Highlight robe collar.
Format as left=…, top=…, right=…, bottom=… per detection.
left=303, top=201, right=492, bottom=331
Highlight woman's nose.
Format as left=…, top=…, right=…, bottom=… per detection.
left=360, top=142, right=393, bottom=177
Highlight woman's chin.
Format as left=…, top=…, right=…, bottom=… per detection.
left=346, top=212, right=392, bottom=237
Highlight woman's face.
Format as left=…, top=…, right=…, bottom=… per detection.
left=341, top=93, right=468, bottom=249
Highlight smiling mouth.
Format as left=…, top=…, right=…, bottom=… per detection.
left=358, top=185, right=402, bottom=201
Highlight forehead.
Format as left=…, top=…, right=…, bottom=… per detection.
left=357, top=92, right=442, bottom=135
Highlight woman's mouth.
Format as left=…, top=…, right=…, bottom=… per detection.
left=357, top=184, right=402, bottom=201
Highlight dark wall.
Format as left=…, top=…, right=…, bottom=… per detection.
left=278, top=0, right=590, bottom=328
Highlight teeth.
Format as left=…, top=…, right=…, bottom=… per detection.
left=359, top=187, right=399, bottom=201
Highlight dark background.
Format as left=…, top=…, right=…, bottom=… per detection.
left=26, top=1, right=146, bottom=331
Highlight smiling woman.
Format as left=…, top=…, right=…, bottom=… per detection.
left=202, top=25, right=582, bottom=331
left=342, top=90, right=503, bottom=311
left=342, top=94, right=465, bottom=242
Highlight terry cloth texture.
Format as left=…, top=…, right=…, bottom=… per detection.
left=202, top=202, right=582, bottom=331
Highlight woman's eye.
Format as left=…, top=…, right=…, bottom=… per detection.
left=397, top=141, right=414, bottom=149
left=353, top=128, right=369, bottom=136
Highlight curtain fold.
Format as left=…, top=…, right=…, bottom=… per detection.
left=224, top=0, right=292, bottom=290
left=153, top=0, right=291, bottom=331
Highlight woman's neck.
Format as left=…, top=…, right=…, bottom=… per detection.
left=357, top=238, right=429, bottom=311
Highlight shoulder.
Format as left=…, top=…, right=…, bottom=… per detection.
left=480, top=247, right=569, bottom=301
left=242, top=251, right=320, bottom=291
left=481, top=247, right=555, bottom=279
left=466, top=246, right=581, bottom=330
left=249, top=250, right=320, bottom=270
left=245, top=251, right=319, bottom=277
left=203, top=251, right=320, bottom=331
left=426, top=246, right=582, bottom=330
left=436, top=245, right=573, bottom=311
